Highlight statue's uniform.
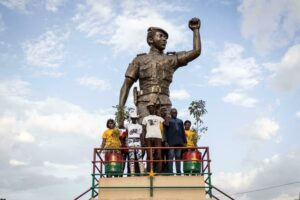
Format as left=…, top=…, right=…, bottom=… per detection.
left=125, top=50, right=189, bottom=121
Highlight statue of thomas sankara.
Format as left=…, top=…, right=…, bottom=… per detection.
left=119, top=17, right=202, bottom=124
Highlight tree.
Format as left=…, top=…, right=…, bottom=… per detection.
left=113, top=105, right=134, bottom=128
left=188, top=100, right=208, bottom=142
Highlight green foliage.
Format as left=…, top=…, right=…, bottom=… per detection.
left=188, top=100, right=208, bottom=141
left=113, top=105, right=134, bottom=127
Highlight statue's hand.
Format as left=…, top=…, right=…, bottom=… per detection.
left=189, top=17, right=201, bottom=30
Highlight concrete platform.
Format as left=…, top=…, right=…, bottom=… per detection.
left=98, top=175, right=208, bottom=200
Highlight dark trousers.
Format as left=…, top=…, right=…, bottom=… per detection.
left=145, top=138, right=162, bottom=173
left=168, top=147, right=182, bottom=174
left=161, top=141, right=168, bottom=172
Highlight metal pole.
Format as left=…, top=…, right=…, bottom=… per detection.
left=207, top=147, right=212, bottom=198
left=91, top=148, right=96, bottom=198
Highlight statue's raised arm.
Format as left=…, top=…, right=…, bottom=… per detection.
left=119, top=17, right=202, bottom=124
left=186, top=17, right=201, bottom=62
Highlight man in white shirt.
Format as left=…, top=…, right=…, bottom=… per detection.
left=126, top=112, right=145, bottom=175
left=142, top=103, right=164, bottom=173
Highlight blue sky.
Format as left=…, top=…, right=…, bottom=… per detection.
left=0, top=0, right=300, bottom=199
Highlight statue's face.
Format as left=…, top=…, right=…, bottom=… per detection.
left=152, top=30, right=167, bottom=50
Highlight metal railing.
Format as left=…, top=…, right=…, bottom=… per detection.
left=206, top=184, right=235, bottom=200
left=74, top=146, right=234, bottom=199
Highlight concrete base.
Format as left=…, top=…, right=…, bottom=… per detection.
left=98, top=175, right=208, bottom=200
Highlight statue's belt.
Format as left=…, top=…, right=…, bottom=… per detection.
left=137, top=86, right=169, bottom=96
left=133, top=86, right=169, bottom=106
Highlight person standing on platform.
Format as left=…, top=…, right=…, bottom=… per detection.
left=142, top=103, right=164, bottom=173
left=100, top=119, right=122, bottom=177
left=164, top=108, right=187, bottom=175
left=184, top=120, right=198, bottom=150
left=160, top=107, right=169, bottom=173
left=119, top=128, right=129, bottom=176
left=100, top=119, right=121, bottom=153
left=125, top=112, right=145, bottom=175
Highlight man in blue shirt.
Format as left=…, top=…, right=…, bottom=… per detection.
left=164, top=108, right=187, bottom=174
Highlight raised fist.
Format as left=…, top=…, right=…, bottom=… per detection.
left=189, top=17, right=201, bottom=30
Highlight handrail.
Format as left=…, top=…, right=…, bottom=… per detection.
left=212, top=184, right=235, bottom=200
left=76, top=146, right=213, bottom=199
left=211, top=193, right=220, bottom=200
left=74, top=187, right=92, bottom=200
left=205, top=182, right=235, bottom=200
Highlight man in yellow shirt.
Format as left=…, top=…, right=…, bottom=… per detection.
left=184, top=120, right=197, bottom=148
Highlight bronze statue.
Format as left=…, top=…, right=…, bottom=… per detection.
left=119, top=17, right=201, bottom=124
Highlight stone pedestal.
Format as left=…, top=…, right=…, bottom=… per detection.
left=98, top=175, right=209, bottom=200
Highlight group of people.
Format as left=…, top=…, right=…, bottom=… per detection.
left=100, top=103, right=198, bottom=176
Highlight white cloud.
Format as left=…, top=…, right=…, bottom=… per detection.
left=253, top=117, right=279, bottom=140
left=15, top=130, right=35, bottom=143
left=0, top=77, right=112, bottom=198
left=23, top=28, right=69, bottom=69
left=272, top=193, right=298, bottom=200
left=0, top=78, right=30, bottom=98
left=0, top=0, right=29, bottom=13
left=0, top=78, right=113, bottom=142
left=223, top=92, right=257, bottom=107
left=263, top=154, right=279, bottom=165
left=170, top=89, right=190, bottom=100
left=238, top=0, right=300, bottom=54
left=33, top=70, right=64, bottom=77
left=72, top=0, right=114, bottom=37
left=177, top=107, right=190, bottom=119
left=77, top=76, right=111, bottom=91
left=296, top=111, right=300, bottom=118
left=0, top=0, right=66, bottom=13
left=265, top=44, right=300, bottom=92
left=215, top=152, right=300, bottom=199
left=43, top=161, right=78, bottom=170
left=72, top=0, right=189, bottom=54
left=209, top=43, right=261, bottom=90
left=45, top=0, right=66, bottom=12
left=9, top=159, right=28, bottom=166
left=215, top=167, right=262, bottom=191
left=0, top=13, right=5, bottom=32
left=17, top=98, right=112, bottom=137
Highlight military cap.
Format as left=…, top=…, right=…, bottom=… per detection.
left=147, top=27, right=169, bottom=38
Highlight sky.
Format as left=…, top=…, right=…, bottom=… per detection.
left=0, top=0, right=300, bottom=199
